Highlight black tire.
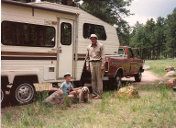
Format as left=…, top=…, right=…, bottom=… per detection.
left=1, top=77, right=9, bottom=107
left=111, top=73, right=122, bottom=90
left=135, top=70, right=142, bottom=82
left=10, top=83, right=36, bottom=105
left=1, top=89, right=6, bottom=107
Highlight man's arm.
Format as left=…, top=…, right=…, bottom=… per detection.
left=101, top=44, right=105, bottom=68
left=85, top=47, right=90, bottom=71
left=60, top=83, right=67, bottom=94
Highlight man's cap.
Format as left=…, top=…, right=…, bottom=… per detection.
left=90, top=34, right=98, bottom=39
left=64, top=73, right=71, bottom=78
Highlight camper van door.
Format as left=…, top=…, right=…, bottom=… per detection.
left=58, top=19, right=74, bottom=79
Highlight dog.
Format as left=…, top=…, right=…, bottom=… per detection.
left=79, top=86, right=90, bottom=103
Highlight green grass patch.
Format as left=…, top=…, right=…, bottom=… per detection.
left=2, top=59, right=176, bottom=128
left=145, top=59, right=176, bottom=77
left=2, top=84, right=176, bottom=128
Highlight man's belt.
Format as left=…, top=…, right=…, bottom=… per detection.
left=90, top=60, right=101, bottom=62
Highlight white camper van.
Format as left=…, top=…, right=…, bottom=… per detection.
left=1, top=0, right=120, bottom=105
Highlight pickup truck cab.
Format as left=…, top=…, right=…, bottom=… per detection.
left=104, top=46, right=144, bottom=89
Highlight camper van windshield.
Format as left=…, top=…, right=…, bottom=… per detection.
left=83, top=23, right=107, bottom=40
left=1, top=21, right=55, bottom=47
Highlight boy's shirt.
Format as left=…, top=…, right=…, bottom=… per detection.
left=61, top=82, right=73, bottom=95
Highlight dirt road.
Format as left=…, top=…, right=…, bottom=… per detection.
left=122, top=70, right=163, bottom=85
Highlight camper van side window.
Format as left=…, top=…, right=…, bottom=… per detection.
left=61, top=22, right=72, bottom=45
left=1, top=21, right=55, bottom=47
left=83, top=23, right=107, bottom=40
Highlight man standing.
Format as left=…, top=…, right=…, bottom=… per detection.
left=85, top=34, right=105, bottom=99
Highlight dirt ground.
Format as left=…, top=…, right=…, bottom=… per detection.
left=122, top=70, right=163, bottom=85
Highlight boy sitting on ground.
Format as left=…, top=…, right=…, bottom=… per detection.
left=61, top=73, right=81, bottom=98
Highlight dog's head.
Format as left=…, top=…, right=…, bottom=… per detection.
left=82, top=87, right=89, bottom=94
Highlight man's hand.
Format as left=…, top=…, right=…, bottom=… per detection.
left=101, top=66, right=104, bottom=71
left=87, top=66, right=90, bottom=72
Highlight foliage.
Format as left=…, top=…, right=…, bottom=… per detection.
left=130, top=8, right=176, bottom=59
left=165, top=11, right=176, bottom=58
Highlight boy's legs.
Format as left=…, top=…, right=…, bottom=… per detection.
left=68, top=94, right=75, bottom=98
left=69, top=91, right=79, bottom=98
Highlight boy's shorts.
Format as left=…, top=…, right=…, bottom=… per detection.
left=66, top=90, right=73, bottom=95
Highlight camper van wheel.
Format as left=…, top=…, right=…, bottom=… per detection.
left=11, top=83, right=35, bottom=105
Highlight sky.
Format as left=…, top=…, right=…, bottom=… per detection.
left=124, top=0, right=176, bottom=26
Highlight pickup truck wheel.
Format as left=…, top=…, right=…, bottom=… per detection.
left=135, top=70, right=142, bottom=82
left=10, top=83, right=36, bottom=105
left=113, top=74, right=122, bottom=90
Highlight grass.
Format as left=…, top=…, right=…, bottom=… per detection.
left=2, top=59, right=176, bottom=128
left=145, top=59, right=176, bottom=77
left=2, top=84, right=176, bottom=128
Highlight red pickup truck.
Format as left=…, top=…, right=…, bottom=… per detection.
left=80, top=46, right=144, bottom=89
left=103, top=46, right=144, bottom=89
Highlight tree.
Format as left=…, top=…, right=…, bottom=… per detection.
left=130, top=21, right=155, bottom=59
left=154, top=17, right=166, bottom=59
left=144, top=19, right=156, bottom=59
left=130, top=10, right=176, bottom=59
left=130, top=22, right=143, bottom=57
left=165, top=9, right=176, bottom=58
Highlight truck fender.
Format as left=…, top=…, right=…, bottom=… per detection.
left=114, top=67, right=123, bottom=78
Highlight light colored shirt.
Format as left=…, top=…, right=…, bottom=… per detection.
left=61, top=81, right=73, bottom=95
left=85, top=42, right=105, bottom=67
